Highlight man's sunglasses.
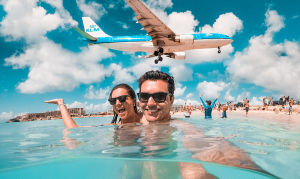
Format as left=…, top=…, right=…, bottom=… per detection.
left=108, top=95, right=130, bottom=105
left=137, top=92, right=172, bottom=103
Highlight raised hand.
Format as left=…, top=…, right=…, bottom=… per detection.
left=44, top=99, right=64, bottom=106
left=199, top=93, right=201, bottom=97
left=216, top=95, right=219, bottom=98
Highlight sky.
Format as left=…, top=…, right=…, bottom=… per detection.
left=0, top=0, right=300, bottom=122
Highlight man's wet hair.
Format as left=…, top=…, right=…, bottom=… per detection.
left=109, top=83, right=138, bottom=124
left=138, top=70, right=175, bottom=95
left=206, top=100, right=212, bottom=106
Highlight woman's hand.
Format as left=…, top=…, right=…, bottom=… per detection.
left=44, top=99, right=64, bottom=106
left=216, top=95, right=219, bottom=98
left=199, top=94, right=201, bottom=97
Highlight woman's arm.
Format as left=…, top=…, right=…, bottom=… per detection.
left=44, top=99, right=78, bottom=128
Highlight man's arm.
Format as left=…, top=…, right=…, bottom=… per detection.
left=212, top=96, right=218, bottom=107
left=199, top=94, right=207, bottom=108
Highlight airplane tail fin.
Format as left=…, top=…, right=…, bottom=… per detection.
left=72, top=26, right=97, bottom=41
left=82, top=17, right=110, bottom=37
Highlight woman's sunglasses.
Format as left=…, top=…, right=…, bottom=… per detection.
left=137, top=92, right=172, bottom=103
left=108, top=95, right=130, bottom=105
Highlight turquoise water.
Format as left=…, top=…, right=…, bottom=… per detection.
left=0, top=116, right=299, bottom=178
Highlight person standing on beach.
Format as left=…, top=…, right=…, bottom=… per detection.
left=199, top=93, right=218, bottom=119
left=221, top=105, right=228, bottom=118
left=282, top=96, right=286, bottom=107
left=245, top=100, right=249, bottom=114
left=229, top=102, right=233, bottom=111
left=289, top=98, right=294, bottom=115
left=286, top=96, right=290, bottom=106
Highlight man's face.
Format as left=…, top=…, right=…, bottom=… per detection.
left=140, top=80, right=174, bottom=123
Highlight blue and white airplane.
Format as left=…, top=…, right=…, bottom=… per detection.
left=73, top=0, right=233, bottom=64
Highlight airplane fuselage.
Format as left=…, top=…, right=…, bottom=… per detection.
left=82, top=33, right=233, bottom=53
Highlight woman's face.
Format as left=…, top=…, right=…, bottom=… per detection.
left=111, top=88, right=136, bottom=120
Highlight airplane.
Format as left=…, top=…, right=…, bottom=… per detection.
left=72, top=0, right=233, bottom=64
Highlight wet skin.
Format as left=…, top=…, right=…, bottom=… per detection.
left=139, top=80, right=174, bottom=123
left=111, top=88, right=140, bottom=124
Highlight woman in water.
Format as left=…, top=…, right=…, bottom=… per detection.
left=44, top=84, right=143, bottom=128
left=199, top=93, right=218, bottom=119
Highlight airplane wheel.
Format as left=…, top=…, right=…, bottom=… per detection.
left=218, top=50, right=221, bottom=54
left=154, top=59, right=158, bottom=64
left=158, top=57, right=163, bottom=61
left=158, top=48, right=164, bottom=53
left=154, top=51, right=159, bottom=56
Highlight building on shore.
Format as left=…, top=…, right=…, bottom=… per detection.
left=7, top=108, right=86, bottom=123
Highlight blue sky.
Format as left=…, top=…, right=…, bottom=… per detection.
left=1, top=0, right=300, bottom=121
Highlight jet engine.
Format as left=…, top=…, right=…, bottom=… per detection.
left=174, top=35, right=194, bottom=44
left=168, top=52, right=186, bottom=60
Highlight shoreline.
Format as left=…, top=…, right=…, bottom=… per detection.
left=6, top=114, right=114, bottom=123
left=172, top=105, right=300, bottom=125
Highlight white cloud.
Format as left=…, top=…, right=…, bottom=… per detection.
left=195, top=73, right=205, bottom=79
left=264, top=9, right=285, bottom=35
left=116, top=21, right=129, bottom=29
left=174, top=83, right=186, bottom=97
left=173, top=99, right=200, bottom=106
left=167, top=11, right=199, bottom=34
left=145, top=0, right=173, bottom=10
left=227, top=9, right=300, bottom=99
left=185, top=93, right=193, bottom=99
left=110, top=64, right=136, bottom=84
left=0, top=112, right=14, bottom=122
left=66, top=101, right=111, bottom=113
left=200, top=12, right=243, bottom=37
left=249, top=97, right=264, bottom=106
left=130, top=62, right=160, bottom=79
left=0, top=0, right=77, bottom=42
left=76, top=0, right=107, bottom=21
left=42, top=0, right=63, bottom=9
left=109, top=4, right=115, bottom=8
left=236, top=91, right=250, bottom=102
left=224, top=90, right=235, bottom=101
left=169, top=65, right=193, bottom=81
left=197, top=81, right=230, bottom=99
left=84, top=86, right=110, bottom=99
left=86, top=101, right=111, bottom=113
left=5, top=38, right=114, bottom=93
left=0, top=111, right=29, bottom=122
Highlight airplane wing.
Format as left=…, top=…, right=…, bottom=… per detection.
left=126, top=0, right=178, bottom=46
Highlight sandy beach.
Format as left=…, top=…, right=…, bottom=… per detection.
left=172, top=105, right=300, bottom=125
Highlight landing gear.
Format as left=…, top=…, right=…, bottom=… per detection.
left=153, top=47, right=164, bottom=64
left=218, top=47, right=221, bottom=54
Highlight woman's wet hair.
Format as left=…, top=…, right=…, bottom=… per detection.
left=206, top=100, right=212, bottom=106
left=109, top=84, right=138, bottom=124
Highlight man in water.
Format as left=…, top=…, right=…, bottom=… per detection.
left=184, top=102, right=190, bottom=118
left=199, top=93, right=218, bottom=119
left=137, top=70, right=275, bottom=178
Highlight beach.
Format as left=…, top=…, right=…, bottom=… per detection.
left=173, top=105, right=300, bottom=125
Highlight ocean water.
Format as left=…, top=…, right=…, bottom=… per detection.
left=0, top=115, right=299, bottom=179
